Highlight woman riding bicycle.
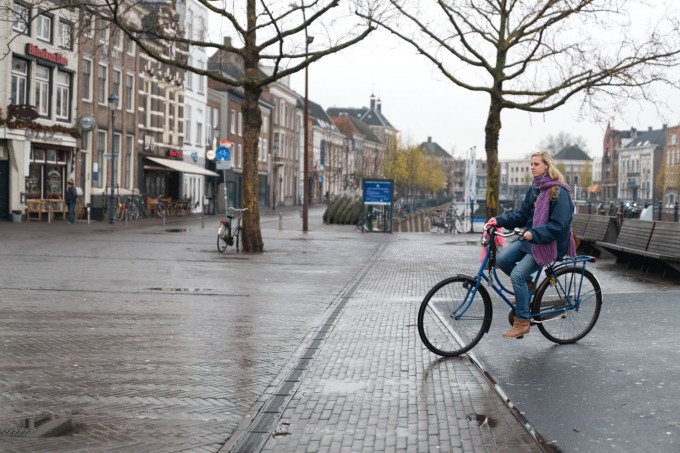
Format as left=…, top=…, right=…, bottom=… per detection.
left=486, top=151, right=577, bottom=339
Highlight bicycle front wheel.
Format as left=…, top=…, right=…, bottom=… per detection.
left=454, top=216, right=471, bottom=234
left=418, top=276, right=492, bottom=357
left=532, top=267, right=602, bottom=344
left=217, top=226, right=228, bottom=253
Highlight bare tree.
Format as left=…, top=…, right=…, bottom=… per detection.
left=362, top=0, right=680, bottom=217
left=66, top=0, right=375, bottom=252
left=538, top=132, right=589, bottom=155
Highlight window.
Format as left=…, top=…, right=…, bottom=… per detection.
left=12, top=1, right=30, bottom=34
left=125, top=135, right=133, bottom=188
left=125, top=73, right=134, bottom=111
left=98, top=19, right=107, bottom=43
left=187, top=10, right=194, bottom=39
left=196, top=120, right=203, bottom=147
left=82, top=59, right=92, bottom=101
left=186, top=58, right=193, bottom=90
left=58, top=20, right=72, bottom=50
left=36, top=14, right=52, bottom=42
left=35, top=65, right=50, bottom=116
left=230, top=109, right=236, bottom=134
left=672, top=134, right=677, bottom=146
left=11, top=58, right=28, bottom=105
left=125, top=36, right=135, bottom=56
left=83, top=15, right=93, bottom=38
left=113, top=69, right=121, bottom=106
left=197, top=17, right=205, bottom=41
left=112, top=133, right=121, bottom=187
left=98, top=64, right=107, bottom=104
left=238, top=112, right=242, bottom=136
left=113, top=29, right=123, bottom=50
left=56, top=71, right=71, bottom=120
left=184, top=106, right=191, bottom=143
left=197, top=71, right=205, bottom=94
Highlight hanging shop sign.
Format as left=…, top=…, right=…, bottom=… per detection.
left=8, top=104, right=39, bottom=121
left=78, top=114, right=97, bottom=132
left=168, top=149, right=183, bottom=158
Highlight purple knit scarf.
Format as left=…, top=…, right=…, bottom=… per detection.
left=531, top=174, right=577, bottom=265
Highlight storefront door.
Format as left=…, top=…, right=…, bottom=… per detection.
left=0, top=160, right=9, bottom=219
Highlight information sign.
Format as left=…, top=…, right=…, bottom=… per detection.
left=363, top=180, right=393, bottom=205
left=215, top=146, right=231, bottom=161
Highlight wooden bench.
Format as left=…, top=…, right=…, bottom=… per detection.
left=597, top=219, right=680, bottom=276
left=572, top=214, right=618, bottom=256
left=645, top=221, right=680, bottom=273
left=572, top=213, right=589, bottom=237
left=26, top=199, right=47, bottom=221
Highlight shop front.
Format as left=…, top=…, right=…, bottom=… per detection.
left=1, top=128, right=77, bottom=221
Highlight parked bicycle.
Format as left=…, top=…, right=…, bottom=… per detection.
left=356, top=206, right=379, bottom=233
left=425, top=205, right=471, bottom=234
left=217, top=207, right=248, bottom=253
left=418, top=226, right=603, bottom=356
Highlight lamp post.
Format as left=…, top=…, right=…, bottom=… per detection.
left=301, top=1, right=314, bottom=231
left=108, top=90, right=118, bottom=224
left=272, top=143, right=279, bottom=210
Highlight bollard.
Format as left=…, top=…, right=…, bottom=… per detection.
left=587, top=201, right=592, bottom=215
left=675, top=202, right=679, bottom=222
left=87, top=206, right=91, bottom=225
left=162, top=211, right=166, bottom=227
left=658, top=200, right=663, bottom=221
left=278, top=212, right=283, bottom=230
left=125, top=213, right=128, bottom=228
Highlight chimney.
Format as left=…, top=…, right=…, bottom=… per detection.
left=648, top=126, right=653, bottom=131
left=224, top=36, right=232, bottom=48
left=376, top=98, right=382, bottom=112
left=428, top=136, right=432, bottom=143
left=370, top=94, right=376, bottom=110
left=631, top=127, right=637, bottom=138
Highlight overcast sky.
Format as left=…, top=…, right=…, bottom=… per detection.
left=289, top=28, right=680, bottom=162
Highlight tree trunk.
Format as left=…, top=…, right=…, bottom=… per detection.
left=241, top=84, right=264, bottom=252
left=484, top=96, right=502, bottom=219
left=241, top=0, right=263, bottom=252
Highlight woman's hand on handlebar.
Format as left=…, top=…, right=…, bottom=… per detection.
left=484, top=218, right=497, bottom=230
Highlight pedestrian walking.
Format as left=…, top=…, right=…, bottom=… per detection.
left=485, top=151, right=577, bottom=339
left=65, top=178, right=77, bottom=224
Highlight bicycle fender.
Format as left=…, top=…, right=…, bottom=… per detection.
left=456, top=273, right=476, bottom=280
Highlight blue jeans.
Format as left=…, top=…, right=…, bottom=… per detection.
left=496, top=239, right=542, bottom=319
left=67, top=202, right=76, bottom=224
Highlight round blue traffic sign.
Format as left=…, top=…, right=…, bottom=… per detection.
left=215, top=146, right=231, bottom=161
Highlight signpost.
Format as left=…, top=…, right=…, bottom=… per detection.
left=216, top=142, right=231, bottom=214
left=362, top=179, right=394, bottom=232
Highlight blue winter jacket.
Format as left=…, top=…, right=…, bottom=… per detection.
left=495, top=185, right=574, bottom=258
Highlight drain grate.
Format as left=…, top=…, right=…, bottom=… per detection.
left=0, top=416, right=74, bottom=438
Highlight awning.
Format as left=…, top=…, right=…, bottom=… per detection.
left=145, top=157, right=219, bottom=177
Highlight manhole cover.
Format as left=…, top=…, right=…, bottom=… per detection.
left=0, top=416, right=74, bottom=438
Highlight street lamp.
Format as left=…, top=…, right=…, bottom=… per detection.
left=272, top=142, right=279, bottom=210
left=108, top=90, right=118, bottom=224
left=303, top=33, right=314, bottom=231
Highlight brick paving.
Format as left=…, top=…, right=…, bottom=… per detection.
left=0, top=210, right=543, bottom=452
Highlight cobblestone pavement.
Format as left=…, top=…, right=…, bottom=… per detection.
left=0, top=209, right=663, bottom=452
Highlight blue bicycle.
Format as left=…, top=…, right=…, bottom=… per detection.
left=418, top=227, right=603, bottom=356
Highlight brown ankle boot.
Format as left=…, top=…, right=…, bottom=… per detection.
left=503, top=318, right=531, bottom=339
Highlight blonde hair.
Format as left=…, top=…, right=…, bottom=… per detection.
left=531, top=151, right=565, bottom=200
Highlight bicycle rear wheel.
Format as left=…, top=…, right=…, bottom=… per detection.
left=217, top=225, right=228, bottom=253
left=454, top=216, right=471, bottom=233
left=234, top=226, right=241, bottom=252
left=532, top=267, right=602, bottom=344
left=418, top=276, right=492, bottom=356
